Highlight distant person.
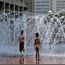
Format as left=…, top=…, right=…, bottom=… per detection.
left=19, top=30, right=25, bottom=55
left=34, top=32, right=40, bottom=61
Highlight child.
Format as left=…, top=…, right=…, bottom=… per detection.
left=34, top=32, right=40, bottom=61
left=19, top=30, right=25, bottom=55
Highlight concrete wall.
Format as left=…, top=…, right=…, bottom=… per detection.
left=0, top=0, right=26, bottom=7
left=51, top=0, right=65, bottom=13
left=52, top=0, right=56, bottom=12
left=25, top=0, right=35, bottom=13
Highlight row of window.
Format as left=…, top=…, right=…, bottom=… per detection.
left=56, top=3, right=65, bottom=5
left=35, top=4, right=49, bottom=7
left=35, top=8, right=49, bottom=10
left=0, top=1, right=27, bottom=12
left=56, top=1, right=65, bottom=3
left=36, top=1, right=49, bottom=3
left=35, top=11, right=48, bottom=14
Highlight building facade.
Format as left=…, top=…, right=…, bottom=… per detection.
left=0, top=0, right=28, bottom=13
left=25, top=0, right=35, bottom=13
left=51, top=0, right=65, bottom=13
left=34, top=0, right=65, bottom=14
left=34, top=0, right=50, bottom=15
left=0, top=0, right=65, bottom=15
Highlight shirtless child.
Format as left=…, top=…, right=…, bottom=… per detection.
left=19, top=30, right=25, bottom=55
left=34, top=32, right=40, bottom=61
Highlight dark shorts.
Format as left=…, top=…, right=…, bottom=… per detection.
left=19, top=42, right=24, bottom=52
left=35, top=47, right=39, bottom=53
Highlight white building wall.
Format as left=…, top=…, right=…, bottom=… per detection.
left=52, top=0, right=65, bottom=13
left=52, top=0, right=56, bottom=12
left=35, top=0, right=65, bottom=14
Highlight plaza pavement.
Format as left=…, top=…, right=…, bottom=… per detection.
left=0, top=56, right=65, bottom=64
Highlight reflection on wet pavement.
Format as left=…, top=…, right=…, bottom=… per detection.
left=0, top=56, right=65, bottom=64
left=19, top=55, right=24, bottom=64
left=36, top=59, right=39, bottom=64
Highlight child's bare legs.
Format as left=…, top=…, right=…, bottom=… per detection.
left=35, top=48, right=40, bottom=64
left=37, top=48, right=39, bottom=61
left=36, top=48, right=39, bottom=60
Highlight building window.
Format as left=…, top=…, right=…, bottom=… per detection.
left=20, top=7, right=22, bottom=12
left=0, top=1, right=4, bottom=11
left=15, top=5, right=18, bottom=12
left=5, top=3, right=9, bottom=13
left=10, top=4, right=14, bottom=11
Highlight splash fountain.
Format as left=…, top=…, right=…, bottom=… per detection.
left=0, top=10, right=65, bottom=56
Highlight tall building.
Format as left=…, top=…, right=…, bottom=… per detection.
left=25, top=0, right=35, bottom=13
left=0, top=0, right=35, bottom=14
left=34, top=0, right=50, bottom=15
left=0, top=0, right=65, bottom=15
left=34, top=0, right=65, bottom=14
left=51, top=0, right=65, bottom=13
left=0, top=0, right=28, bottom=13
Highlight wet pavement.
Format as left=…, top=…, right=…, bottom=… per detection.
left=0, top=56, right=65, bottom=64
left=0, top=44, right=65, bottom=64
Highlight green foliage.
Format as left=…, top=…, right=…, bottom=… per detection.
left=55, top=14, right=60, bottom=18
left=48, top=13, right=53, bottom=18
left=44, top=18, right=47, bottom=24
left=43, top=10, right=65, bottom=24
left=59, top=12, right=65, bottom=17
left=47, top=16, right=50, bottom=22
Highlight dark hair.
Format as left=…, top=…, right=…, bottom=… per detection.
left=35, top=32, right=39, bottom=37
left=21, top=30, right=24, bottom=35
